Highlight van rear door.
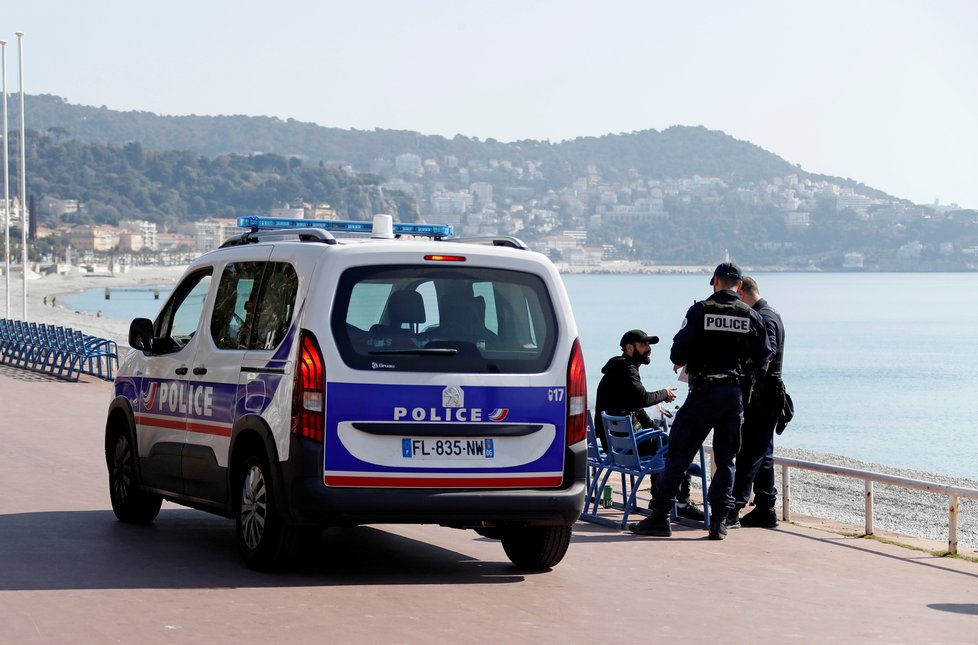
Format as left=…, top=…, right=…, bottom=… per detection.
left=325, top=264, right=567, bottom=488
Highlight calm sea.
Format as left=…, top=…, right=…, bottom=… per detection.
left=62, top=272, right=978, bottom=480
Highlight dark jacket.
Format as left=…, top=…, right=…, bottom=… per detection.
left=749, top=297, right=786, bottom=414
left=594, top=354, right=670, bottom=452
left=670, top=289, right=773, bottom=383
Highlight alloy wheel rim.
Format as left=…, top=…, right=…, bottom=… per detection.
left=111, top=435, right=132, bottom=505
left=240, top=465, right=268, bottom=550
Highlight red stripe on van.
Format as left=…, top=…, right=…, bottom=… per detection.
left=323, top=474, right=562, bottom=488
left=135, top=415, right=232, bottom=437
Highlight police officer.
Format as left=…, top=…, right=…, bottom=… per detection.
left=630, top=262, right=772, bottom=540
left=728, top=276, right=786, bottom=528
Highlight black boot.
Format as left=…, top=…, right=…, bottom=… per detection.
left=675, top=503, right=705, bottom=522
left=740, top=506, right=779, bottom=528
left=708, top=514, right=728, bottom=540
left=629, top=515, right=672, bottom=537
left=725, top=508, right=741, bottom=529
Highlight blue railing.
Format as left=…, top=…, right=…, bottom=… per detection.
left=0, top=318, right=119, bottom=382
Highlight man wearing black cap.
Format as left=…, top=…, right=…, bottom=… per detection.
left=630, top=262, right=772, bottom=540
left=594, top=330, right=703, bottom=520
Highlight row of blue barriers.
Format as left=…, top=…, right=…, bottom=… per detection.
left=0, top=318, right=119, bottom=382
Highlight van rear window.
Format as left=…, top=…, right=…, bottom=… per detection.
left=331, top=265, right=558, bottom=373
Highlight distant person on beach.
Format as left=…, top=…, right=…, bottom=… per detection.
left=594, top=330, right=703, bottom=520
left=630, top=262, right=772, bottom=540
left=728, top=276, right=786, bottom=529
left=43, top=297, right=47, bottom=306
left=51, top=297, right=56, bottom=307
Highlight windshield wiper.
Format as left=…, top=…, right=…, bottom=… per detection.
left=368, top=348, right=458, bottom=356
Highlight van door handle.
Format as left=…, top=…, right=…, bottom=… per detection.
left=193, top=367, right=208, bottom=375
left=175, top=366, right=188, bottom=375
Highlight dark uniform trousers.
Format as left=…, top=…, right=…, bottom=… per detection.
left=652, top=383, right=743, bottom=517
left=731, top=395, right=780, bottom=509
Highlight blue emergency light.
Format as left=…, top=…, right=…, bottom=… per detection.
left=236, top=216, right=453, bottom=238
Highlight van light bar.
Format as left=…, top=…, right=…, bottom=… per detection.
left=237, top=216, right=453, bottom=238
left=424, top=254, right=467, bottom=262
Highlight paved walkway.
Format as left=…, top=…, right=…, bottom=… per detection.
left=1, top=368, right=976, bottom=644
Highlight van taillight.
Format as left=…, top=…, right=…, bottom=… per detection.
left=292, top=331, right=325, bottom=443
left=566, top=337, right=587, bottom=446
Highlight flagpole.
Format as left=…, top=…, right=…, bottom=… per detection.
left=16, top=31, right=26, bottom=319
left=1, top=39, right=9, bottom=318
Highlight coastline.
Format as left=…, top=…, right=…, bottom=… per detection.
left=0, top=265, right=187, bottom=348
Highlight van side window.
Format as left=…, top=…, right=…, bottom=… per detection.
left=211, top=262, right=299, bottom=351
left=211, top=262, right=265, bottom=350
left=250, top=263, right=299, bottom=350
left=154, top=269, right=213, bottom=353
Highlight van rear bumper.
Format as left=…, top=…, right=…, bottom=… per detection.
left=279, top=436, right=587, bottom=527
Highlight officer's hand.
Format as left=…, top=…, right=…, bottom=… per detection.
left=663, top=387, right=678, bottom=403
left=673, top=364, right=684, bottom=373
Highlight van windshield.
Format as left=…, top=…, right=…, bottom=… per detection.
left=331, top=265, right=558, bottom=373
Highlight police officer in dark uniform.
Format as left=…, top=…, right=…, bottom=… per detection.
left=629, top=262, right=773, bottom=540
left=728, top=276, right=786, bottom=528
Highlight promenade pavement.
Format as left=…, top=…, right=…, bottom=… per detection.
left=1, top=366, right=976, bottom=644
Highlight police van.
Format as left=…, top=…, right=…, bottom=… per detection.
left=105, top=215, right=587, bottom=570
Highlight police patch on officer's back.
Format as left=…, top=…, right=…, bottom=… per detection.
left=704, top=314, right=749, bottom=332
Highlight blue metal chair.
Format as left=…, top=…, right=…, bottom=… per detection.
left=581, top=410, right=711, bottom=529
left=580, top=412, right=669, bottom=529
left=585, top=411, right=611, bottom=506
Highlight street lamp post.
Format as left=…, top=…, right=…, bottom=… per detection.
left=16, top=31, right=25, bottom=318
left=1, top=39, right=9, bottom=318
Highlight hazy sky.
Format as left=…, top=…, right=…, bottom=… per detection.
left=4, top=1, right=977, bottom=208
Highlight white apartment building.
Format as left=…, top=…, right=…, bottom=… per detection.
left=195, top=218, right=240, bottom=253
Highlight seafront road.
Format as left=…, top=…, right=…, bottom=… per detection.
left=1, top=367, right=976, bottom=644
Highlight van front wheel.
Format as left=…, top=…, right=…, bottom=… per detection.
left=235, top=454, right=299, bottom=570
left=500, top=524, right=572, bottom=569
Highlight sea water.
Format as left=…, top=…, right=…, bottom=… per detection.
left=61, top=273, right=978, bottom=479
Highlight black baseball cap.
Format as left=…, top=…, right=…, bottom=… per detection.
left=710, top=262, right=743, bottom=285
left=620, top=329, right=659, bottom=347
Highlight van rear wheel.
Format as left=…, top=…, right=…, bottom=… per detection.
left=235, top=453, right=299, bottom=570
left=500, top=524, right=572, bottom=569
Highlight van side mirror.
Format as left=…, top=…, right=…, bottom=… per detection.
left=129, top=318, right=155, bottom=353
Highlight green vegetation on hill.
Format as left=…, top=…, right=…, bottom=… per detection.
left=12, top=130, right=416, bottom=226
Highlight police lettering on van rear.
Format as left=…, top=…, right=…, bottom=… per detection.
left=106, top=215, right=587, bottom=571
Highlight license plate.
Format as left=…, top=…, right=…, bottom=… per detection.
left=402, top=437, right=495, bottom=459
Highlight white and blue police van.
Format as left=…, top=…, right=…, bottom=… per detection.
left=105, top=215, right=588, bottom=570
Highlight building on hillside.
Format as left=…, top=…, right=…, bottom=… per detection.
left=431, top=191, right=472, bottom=215
left=118, top=231, right=145, bottom=252
left=120, top=220, right=159, bottom=250
left=268, top=206, right=306, bottom=219
left=395, top=153, right=423, bottom=176
left=39, top=196, right=82, bottom=218
left=157, top=233, right=196, bottom=252
left=195, top=218, right=240, bottom=253
left=69, top=226, right=120, bottom=252
left=470, top=182, right=494, bottom=207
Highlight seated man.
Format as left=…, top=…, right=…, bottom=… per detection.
left=594, top=329, right=704, bottom=521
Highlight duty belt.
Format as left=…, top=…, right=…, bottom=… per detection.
left=689, top=374, right=740, bottom=391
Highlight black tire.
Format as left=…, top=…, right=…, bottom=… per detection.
left=500, top=524, right=573, bottom=569
left=106, top=426, right=162, bottom=523
left=235, top=453, right=300, bottom=570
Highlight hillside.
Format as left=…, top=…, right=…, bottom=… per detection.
left=23, top=94, right=803, bottom=186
